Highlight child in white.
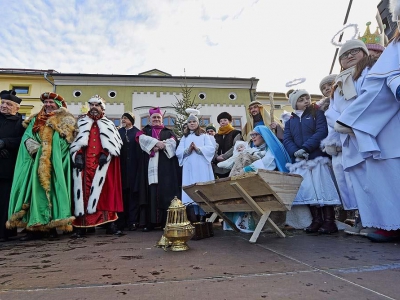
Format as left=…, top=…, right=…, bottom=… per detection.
left=176, top=111, right=215, bottom=206
left=217, top=141, right=249, bottom=170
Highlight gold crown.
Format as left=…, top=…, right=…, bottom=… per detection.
left=358, top=22, right=384, bottom=47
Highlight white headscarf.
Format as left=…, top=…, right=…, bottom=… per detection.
left=233, top=141, right=249, bottom=156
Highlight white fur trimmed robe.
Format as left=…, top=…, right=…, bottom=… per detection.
left=70, top=115, right=123, bottom=218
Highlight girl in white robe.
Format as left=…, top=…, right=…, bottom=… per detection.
left=335, top=32, right=400, bottom=242
left=176, top=113, right=215, bottom=220
left=324, top=40, right=373, bottom=237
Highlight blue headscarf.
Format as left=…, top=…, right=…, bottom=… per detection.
left=253, top=125, right=291, bottom=173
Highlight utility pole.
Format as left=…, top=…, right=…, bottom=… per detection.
left=329, top=0, right=354, bottom=74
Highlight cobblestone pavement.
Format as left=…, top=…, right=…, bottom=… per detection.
left=0, top=226, right=399, bottom=300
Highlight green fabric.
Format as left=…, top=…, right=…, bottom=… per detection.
left=8, top=118, right=73, bottom=229
left=53, top=99, right=62, bottom=108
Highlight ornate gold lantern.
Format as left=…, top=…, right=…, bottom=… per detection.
left=155, top=234, right=171, bottom=249
left=158, top=196, right=194, bottom=251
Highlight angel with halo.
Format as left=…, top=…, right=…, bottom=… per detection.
left=175, top=108, right=216, bottom=220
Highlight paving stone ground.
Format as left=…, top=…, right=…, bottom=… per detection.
left=0, top=225, right=399, bottom=300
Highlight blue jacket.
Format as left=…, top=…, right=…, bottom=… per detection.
left=283, top=107, right=328, bottom=162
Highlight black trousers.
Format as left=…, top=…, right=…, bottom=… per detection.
left=0, top=179, right=17, bottom=239
left=116, top=188, right=139, bottom=229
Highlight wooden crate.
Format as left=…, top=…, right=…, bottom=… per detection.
left=183, top=170, right=302, bottom=243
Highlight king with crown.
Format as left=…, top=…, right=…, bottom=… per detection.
left=135, top=107, right=181, bottom=232
left=70, top=95, right=124, bottom=237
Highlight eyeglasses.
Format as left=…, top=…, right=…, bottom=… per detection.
left=249, top=133, right=260, bottom=138
left=339, top=48, right=361, bottom=60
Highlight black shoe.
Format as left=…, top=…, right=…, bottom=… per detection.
left=48, top=228, right=59, bottom=239
left=305, top=221, right=323, bottom=233
left=106, top=223, right=123, bottom=235
left=142, top=227, right=153, bottom=232
left=128, top=224, right=138, bottom=231
left=0, top=237, right=8, bottom=242
left=70, top=229, right=86, bottom=239
left=20, top=232, right=42, bottom=241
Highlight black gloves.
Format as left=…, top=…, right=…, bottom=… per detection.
left=75, top=153, right=108, bottom=170
left=0, top=149, right=10, bottom=158
left=99, top=153, right=107, bottom=168
left=0, top=138, right=7, bottom=158
left=75, top=154, right=84, bottom=171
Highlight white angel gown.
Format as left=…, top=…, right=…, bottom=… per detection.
left=336, top=41, right=400, bottom=230
left=176, top=132, right=215, bottom=205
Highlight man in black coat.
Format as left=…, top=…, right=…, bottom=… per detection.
left=0, top=90, right=24, bottom=242
left=135, top=107, right=181, bottom=232
left=117, top=112, right=141, bottom=231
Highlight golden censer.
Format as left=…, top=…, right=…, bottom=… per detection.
left=156, top=196, right=194, bottom=251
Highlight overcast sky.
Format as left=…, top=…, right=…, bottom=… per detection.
left=1, top=0, right=381, bottom=94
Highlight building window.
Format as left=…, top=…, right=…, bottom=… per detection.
left=198, top=92, right=206, bottom=100
left=107, top=118, right=121, bottom=127
left=163, top=116, right=175, bottom=129
left=141, top=115, right=176, bottom=129
left=73, top=90, right=82, bottom=97
left=228, top=92, right=237, bottom=100
left=232, top=117, right=242, bottom=130
left=12, top=86, right=29, bottom=94
left=199, top=117, right=210, bottom=127
left=108, top=90, right=117, bottom=98
left=141, top=116, right=150, bottom=128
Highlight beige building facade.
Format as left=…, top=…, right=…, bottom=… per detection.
left=0, top=68, right=325, bottom=129
left=0, top=69, right=57, bottom=117
left=52, top=69, right=258, bottom=130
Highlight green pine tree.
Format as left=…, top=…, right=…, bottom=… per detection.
left=172, top=78, right=201, bottom=138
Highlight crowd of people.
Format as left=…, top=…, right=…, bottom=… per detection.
left=1, top=22, right=400, bottom=244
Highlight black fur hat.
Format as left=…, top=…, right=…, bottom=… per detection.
left=217, top=111, right=232, bottom=123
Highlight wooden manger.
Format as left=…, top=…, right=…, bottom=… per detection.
left=183, top=169, right=302, bottom=243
